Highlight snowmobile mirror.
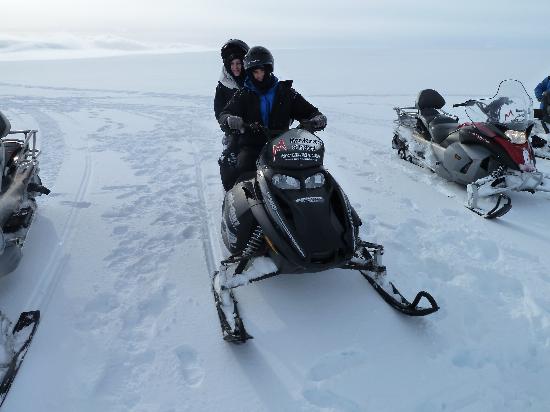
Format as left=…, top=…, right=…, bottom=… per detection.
left=452, top=100, right=475, bottom=108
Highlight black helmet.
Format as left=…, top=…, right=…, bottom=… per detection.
left=221, top=39, right=249, bottom=61
left=243, top=46, right=274, bottom=74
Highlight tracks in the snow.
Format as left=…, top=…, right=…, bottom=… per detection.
left=25, top=113, right=93, bottom=312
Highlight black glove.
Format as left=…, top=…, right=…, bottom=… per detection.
left=308, top=114, right=327, bottom=131
left=226, top=115, right=244, bottom=133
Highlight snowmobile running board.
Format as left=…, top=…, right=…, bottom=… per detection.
left=0, top=311, right=40, bottom=406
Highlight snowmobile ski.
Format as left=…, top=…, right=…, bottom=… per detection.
left=359, top=272, right=439, bottom=316
left=0, top=310, right=40, bottom=406
left=465, top=193, right=512, bottom=219
left=212, top=275, right=253, bottom=343
left=347, top=241, right=439, bottom=316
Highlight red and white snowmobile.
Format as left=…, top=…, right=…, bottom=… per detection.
left=392, top=79, right=550, bottom=218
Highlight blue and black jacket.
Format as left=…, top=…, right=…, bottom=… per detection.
left=535, top=76, right=550, bottom=109
left=219, top=76, right=321, bottom=149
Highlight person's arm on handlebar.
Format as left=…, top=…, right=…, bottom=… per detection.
left=218, top=90, right=247, bottom=133
left=289, top=88, right=327, bottom=131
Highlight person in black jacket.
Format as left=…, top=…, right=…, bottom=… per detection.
left=218, top=46, right=326, bottom=188
left=215, top=39, right=249, bottom=191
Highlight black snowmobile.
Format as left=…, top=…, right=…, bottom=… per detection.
left=211, top=123, right=439, bottom=343
left=0, top=112, right=48, bottom=405
left=532, top=90, right=550, bottom=160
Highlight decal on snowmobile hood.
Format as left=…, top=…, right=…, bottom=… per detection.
left=268, top=130, right=324, bottom=169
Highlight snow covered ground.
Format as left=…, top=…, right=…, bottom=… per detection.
left=0, top=49, right=549, bottom=411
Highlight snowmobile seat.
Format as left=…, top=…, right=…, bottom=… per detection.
left=419, top=108, right=439, bottom=129
left=429, top=117, right=459, bottom=144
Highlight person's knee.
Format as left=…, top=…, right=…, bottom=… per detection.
left=237, top=149, right=259, bottom=172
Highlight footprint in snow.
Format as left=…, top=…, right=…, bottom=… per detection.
left=441, top=208, right=459, bottom=217
left=60, top=200, right=92, bottom=208
left=112, top=225, right=129, bottom=235
left=302, top=388, right=363, bottom=412
left=307, top=349, right=367, bottom=382
left=175, top=345, right=204, bottom=388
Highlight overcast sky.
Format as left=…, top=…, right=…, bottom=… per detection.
left=4, top=0, right=550, bottom=49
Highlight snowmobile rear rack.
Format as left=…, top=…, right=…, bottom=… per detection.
left=6, top=130, right=40, bottom=161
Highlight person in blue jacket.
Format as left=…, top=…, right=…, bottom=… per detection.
left=535, top=76, right=550, bottom=109
left=218, top=46, right=326, bottom=189
left=532, top=76, right=550, bottom=147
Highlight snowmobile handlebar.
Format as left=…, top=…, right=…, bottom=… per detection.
left=452, top=100, right=476, bottom=108
left=231, top=121, right=320, bottom=138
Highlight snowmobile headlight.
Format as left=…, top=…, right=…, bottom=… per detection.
left=504, top=130, right=527, bottom=144
left=272, top=174, right=301, bottom=190
left=304, top=173, right=325, bottom=189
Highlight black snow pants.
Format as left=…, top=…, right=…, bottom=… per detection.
left=218, top=134, right=240, bottom=191
left=219, top=138, right=262, bottom=191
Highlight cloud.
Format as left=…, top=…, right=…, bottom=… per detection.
left=0, top=33, right=212, bottom=61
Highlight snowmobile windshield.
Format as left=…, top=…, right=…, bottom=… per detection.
left=462, top=79, right=534, bottom=132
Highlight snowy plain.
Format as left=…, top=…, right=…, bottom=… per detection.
left=0, top=48, right=549, bottom=411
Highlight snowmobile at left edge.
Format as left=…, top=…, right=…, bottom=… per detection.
left=531, top=90, right=550, bottom=160
left=0, top=111, right=49, bottom=406
left=211, top=121, right=439, bottom=343
left=391, top=79, right=550, bottom=219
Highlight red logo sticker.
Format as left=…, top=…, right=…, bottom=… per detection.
left=272, top=139, right=288, bottom=160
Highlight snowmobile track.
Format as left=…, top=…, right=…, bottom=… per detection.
left=25, top=115, right=93, bottom=313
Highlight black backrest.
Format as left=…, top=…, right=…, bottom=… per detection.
left=0, top=111, right=11, bottom=138
left=416, top=89, right=445, bottom=110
